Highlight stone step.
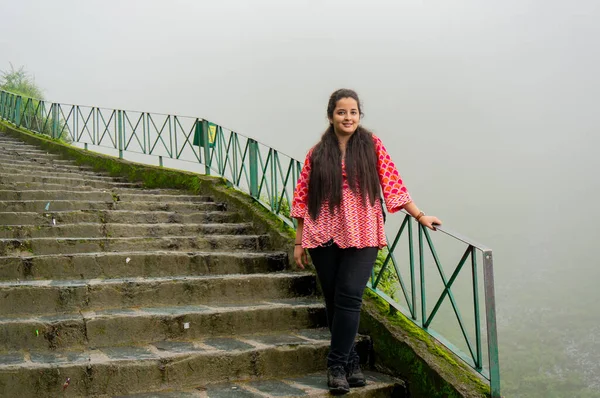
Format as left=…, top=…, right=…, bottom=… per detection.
left=0, top=148, right=85, bottom=159
left=0, top=299, right=325, bottom=351
left=117, top=372, right=407, bottom=397
left=0, top=157, right=96, bottom=171
left=0, top=250, right=288, bottom=281
left=0, top=140, right=40, bottom=146
left=115, top=187, right=201, bottom=195
left=0, top=145, right=52, bottom=153
left=0, top=330, right=370, bottom=397
left=0, top=234, right=270, bottom=256
left=4, top=182, right=193, bottom=196
left=0, top=173, right=141, bottom=189
left=0, top=150, right=64, bottom=160
left=2, top=181, right=112, bottom=192
left=0, top=272, right=317, bottom=316
left=0, top=189, right=114, bottom=201
left=0, top=155, right=89, bottom=173
left=0, top=163, right=111, bottom=176
left=113, top=202, right=228, bottom=213
left=0, top=200, right=113, bottom=212
left=0, top=200, right=219, bottom=212
left=0, top=222, right=253, bottom=239
left=0, top=168, right=127, bottom=182
left=0, top=190, right=213, bottom=204
left=0, top=150, right=66, bottom=159
left=0, top=209, right=240, bottom=226
left=0, top=141, right=58, bottom=150
left=0, top=156, right=78, bottom=167
left=0, top=161, right=89, bottom=174
left=0, top=141, right=44, bottom=148
left=117, top=194, right=217, bottom=204
left=0, top=135, right=32, bottom=140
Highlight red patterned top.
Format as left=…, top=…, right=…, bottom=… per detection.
left=291, top=134, right=412, bottom=249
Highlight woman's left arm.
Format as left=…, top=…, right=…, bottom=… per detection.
left=403, top=202, right=442, bottom=231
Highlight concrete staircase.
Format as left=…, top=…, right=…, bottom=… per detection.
left=0, top=131, right=406, bottom=397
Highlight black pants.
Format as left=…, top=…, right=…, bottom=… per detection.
left=308, top=243, right=378, bottom=368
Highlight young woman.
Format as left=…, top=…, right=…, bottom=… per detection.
left=291, top=89, right=441, bottom=394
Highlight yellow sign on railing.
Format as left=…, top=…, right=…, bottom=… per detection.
left=192, top=122, right=217, bottom=148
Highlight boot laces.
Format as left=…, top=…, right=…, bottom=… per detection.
left=348, top=358, right=361, bottom=374
left=330, top=365, right=346, bottom=378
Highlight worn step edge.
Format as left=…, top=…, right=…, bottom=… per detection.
left=0, top=234, right=270, bottom=256
left=2, top=183, right=191, bottom=195
left=0, top=173, right=140, bottom=184
left=0, top=170, right=128, bottom=182
left=0, top=201, right=223, bottom=213
left=0, top=164, right=112, bottom=176
left=0, top=190, right=114, bottom=201
left=0, top=200, right=216, bottom=206
left=0, top=156, right=98, bottom=165
left=0, top=271, right=314, bottom=316
left=0, top=250, right=289, bottom=281
left=0, top=152, right=64, bottom=160
left=0, top=300, right=326, bottom=351
left=0, top=331, right=371, bottom=396
left=0, top=222, right=253, bottom=239
left=0, top=154, right=91, bottom=166
left=0, top=210, right=241, bottom=225
left=0, top=184, right=99, bottom=192
left=115, top=371, right=406, bottom=398
left=166, top=370, right=408, bottom=398
left=0, top=176, right=141, bottom=189
left=0, top=192, right=215, bottom=203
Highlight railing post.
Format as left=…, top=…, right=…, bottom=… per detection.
left=117, top=110, right=124, bottom=158
left=2, top=91, right=8, bottom=119
left=408, top=215, right=417, bottom=320
left=4, top=93, right=10, bottom=121
left=8, top=94, right=15, bottom=123
left=248, top=139, right=259, bottom=198
left=232, top=133, right=239, bottom=185
left=94, top=107, right=99, bottom=145
left=15, top=96, right=22, bottom=127
left=271, top=150, right=277, bottom=211
left=22, top=98, right=30, bottom=129
left=483, top=250, right=501, bottom=397
left=74, top=105, right=79, bottom=143
left=51, top=103, right=59, bottom=139
left=3, top=91, right=7, bottom=119
left=202, top=119, right=211, bottom=175
left=472, top=247, right=483, bottom=371
left=419, top=223, right=427, bottom=325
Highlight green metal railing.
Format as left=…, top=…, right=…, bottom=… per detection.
left=370, top=215, right=500, bottom=396
left=0, top=89, right=500, bottom=397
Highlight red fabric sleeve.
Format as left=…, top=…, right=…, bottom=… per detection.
left=291, top=148, right=313, bottom=219
left=374, top=135, right=412, bottom=213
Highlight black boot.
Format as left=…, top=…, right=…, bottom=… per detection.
left=346, top=356, right=366, bottom=387
left=327, top=365, right=350, bottom=395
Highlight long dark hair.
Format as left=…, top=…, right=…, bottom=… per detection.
left=307, top=89, right=380, bottom=220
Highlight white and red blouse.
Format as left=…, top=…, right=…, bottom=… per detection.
left=291, top=134, right=412, bottom=249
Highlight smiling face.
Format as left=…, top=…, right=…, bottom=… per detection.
left=329, top=97, right=360, bottom=137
